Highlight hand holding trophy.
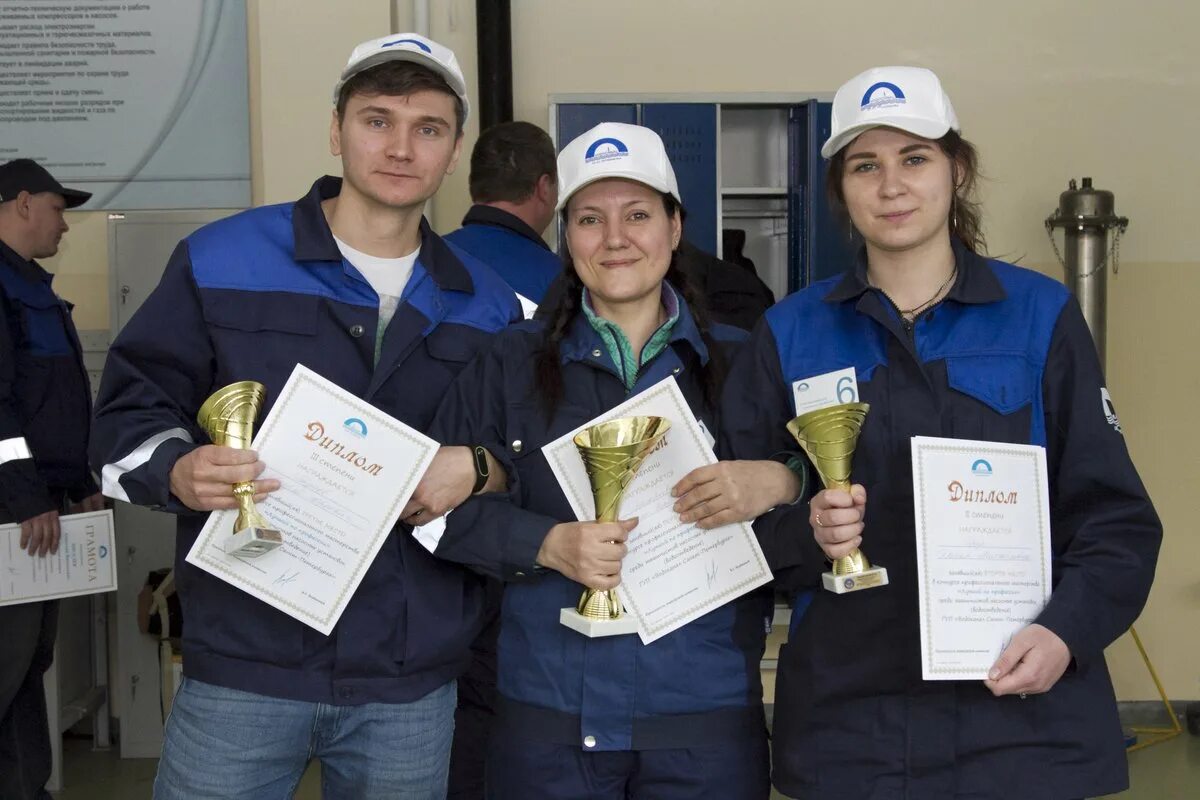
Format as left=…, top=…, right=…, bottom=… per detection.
left=197, top=381, right=283, bottom=558
left=559, top=415, right=670, bottom=637
left=787, top=402, right=888, bottom=594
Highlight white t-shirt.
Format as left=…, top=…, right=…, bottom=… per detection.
left=333, top=236, right=419, bottom=334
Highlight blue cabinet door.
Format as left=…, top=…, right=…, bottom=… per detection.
left=640, top=104, right=719, bottom=256
left=789, top=100, right=850, bottom=289
left=555, top=104, right=637, bottom=152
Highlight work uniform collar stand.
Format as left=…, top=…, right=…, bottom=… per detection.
left=824, top=238, right=1007, bottom=310
left=292, top=175, right=475, bottom=294
left=558, top=280, right=710, bottom=374
left=0, top=237, right=55, bottom=288
left=461, top=204, right=551, bottom=251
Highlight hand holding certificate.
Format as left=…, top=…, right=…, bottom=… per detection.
left=1, top=510, right=117, bottom=606
left=185, top=365, right=438, bottom=635
left=543, top=377, right=772, bottom=644
left=911, top=436, right=1052, bottom=681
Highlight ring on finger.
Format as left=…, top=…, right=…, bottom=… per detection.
left=814, top=513, right=823, bottom=527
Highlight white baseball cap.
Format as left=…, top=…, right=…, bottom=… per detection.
left=821, top=66, right=958, bottom=159
left=333, top=33, right=470, bottom=123
left=556, top=123, right=681, bottom=211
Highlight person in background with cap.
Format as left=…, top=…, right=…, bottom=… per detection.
left=89, top=34, right=519, bottom=799
left=0, top=159, right=103, bottom=800
left=444, top=120, right=561, bottom=317
left=721, top=66, right=1161, bottom=799
left=423, top=122, right=803, bottom=800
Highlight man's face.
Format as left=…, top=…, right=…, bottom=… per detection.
left=331, top=89, right=462, bottom=212
left=25, top=192, right=68, bottom=259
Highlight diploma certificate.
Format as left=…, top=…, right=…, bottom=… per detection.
left=911, top=436, right=1052, bottom=680
left=544, top=377, right=772, bottom=643
left=1, top=510, right=117, bottom=606
left=185, top=365, right=438, bottom=635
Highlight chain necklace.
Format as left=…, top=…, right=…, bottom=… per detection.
left=869, top=266, right=957, bottom=323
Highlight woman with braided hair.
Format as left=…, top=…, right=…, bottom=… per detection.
left=425, top=122, right=802, bottom=799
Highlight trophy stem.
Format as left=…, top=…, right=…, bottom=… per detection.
left=233, top=482, right=268, bottom=532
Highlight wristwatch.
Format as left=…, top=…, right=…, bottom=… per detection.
left=470, top=445, right=490, bottom=494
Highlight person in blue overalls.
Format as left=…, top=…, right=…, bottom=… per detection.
left=721, top=66, right=1162, bottom=800
left=426, top=122, right=804, bottom=799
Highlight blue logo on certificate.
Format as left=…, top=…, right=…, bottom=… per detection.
left=971, top=458, right=992, bottom=477
left=343, top=418, right=368, bottom=438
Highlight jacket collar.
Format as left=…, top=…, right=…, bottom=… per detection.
left=461, top=204, right=551, bottom=251
left=558, top=281, right=710, bottom=366
left=292, top=175, right=474, bottom=294
left=0, top=237, right=52, bottom=286
left=824, top=238, right=1006, bottom=306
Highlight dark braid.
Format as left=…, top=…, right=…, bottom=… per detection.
left=664, top=257, right=726, bottom=416
left=534, top=253, right=584, bottom=420
left=535, top=193, right=727, bottom=421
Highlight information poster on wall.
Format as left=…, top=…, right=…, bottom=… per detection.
left=0, top=0, right=250, bottom=209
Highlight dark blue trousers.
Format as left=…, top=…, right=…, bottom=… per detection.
left=486, top=730, right=770, bottom=800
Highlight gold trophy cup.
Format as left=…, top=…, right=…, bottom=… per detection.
left=787, top=402, right=888, bottom=594
left=559, top=415, right=671, bottom=637
left=197, top=381, right=283, bottom=558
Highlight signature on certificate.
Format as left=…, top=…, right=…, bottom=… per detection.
left=273, top=570, right=301, bottom=586
left=706, top=558, right=719, bottom=590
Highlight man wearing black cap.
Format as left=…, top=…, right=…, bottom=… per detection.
left=0, top=158, right=103, bottom=800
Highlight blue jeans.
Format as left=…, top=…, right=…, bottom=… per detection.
left=154, top=678, right=456, bottom=800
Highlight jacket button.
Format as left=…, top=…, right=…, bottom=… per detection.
left=514, top=570, right=526, bottom=578
left=583, top=735, right=596, bottom=748
left=591, top=349, right=602, bottom=357
left=512, top=439, right=523, bottom=453
left=349, top=324, right=365, bottom=337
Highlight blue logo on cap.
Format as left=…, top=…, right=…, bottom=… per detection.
left=343, top=418, right=368, bottom=438
left=382, top=38, right=432, bottom=53
left=971, top=459, right=992, bottom=477
left=584, top=137, right=629, bottom=164
left=860, top=81, right=906, bottom=111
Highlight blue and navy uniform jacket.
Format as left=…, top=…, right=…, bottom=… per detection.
left=426, top=300, right=774, bottom=752
left=442, top=205, right=560, bottom=304
left=722, top=242, right=1162, bottom=800
left=90, top=176, right=521, bottom=706
left=0, top=239, right=96, bottom=523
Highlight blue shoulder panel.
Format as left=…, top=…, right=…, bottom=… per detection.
left=186, top=204, right=377, bottom=307
left=765, top=275, right=888, bottom=386
left=405, top=241, right=520, bottom=334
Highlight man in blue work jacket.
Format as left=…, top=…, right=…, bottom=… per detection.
left=90, top=34, right=519, bottom=799
left=444, top=120, right=561, bottom=316
left=0, top=159, right=103, bottom=800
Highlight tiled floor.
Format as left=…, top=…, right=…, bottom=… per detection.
left=56, top=728, right=1199, bottom=799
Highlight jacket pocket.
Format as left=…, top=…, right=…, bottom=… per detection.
left=945, top=354, right=1035, bottom=415
left=14, top=292, right=72, bottom=357
left=200, top=292, right=319, bottom=336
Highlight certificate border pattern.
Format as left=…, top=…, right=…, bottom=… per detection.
left=192, top=369, right=435, bottom=628
left=915, top=439, right=1051, bottom=677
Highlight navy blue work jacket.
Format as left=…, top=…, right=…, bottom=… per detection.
left=721, top=243, right=1161, bottom=799
left=90, top=176, right=521, bottom=705
left=442, top=205, right=560, bottom=303
left=427, top=305, right=773, bottom=752
left=0, top=239, right=96, bottom=522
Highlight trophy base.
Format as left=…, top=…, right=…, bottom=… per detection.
left=225, top=526, right=283, bottom=558
left=822, top=566, right=889, bottom=594
left=559, top=607, right=639, bottom=638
